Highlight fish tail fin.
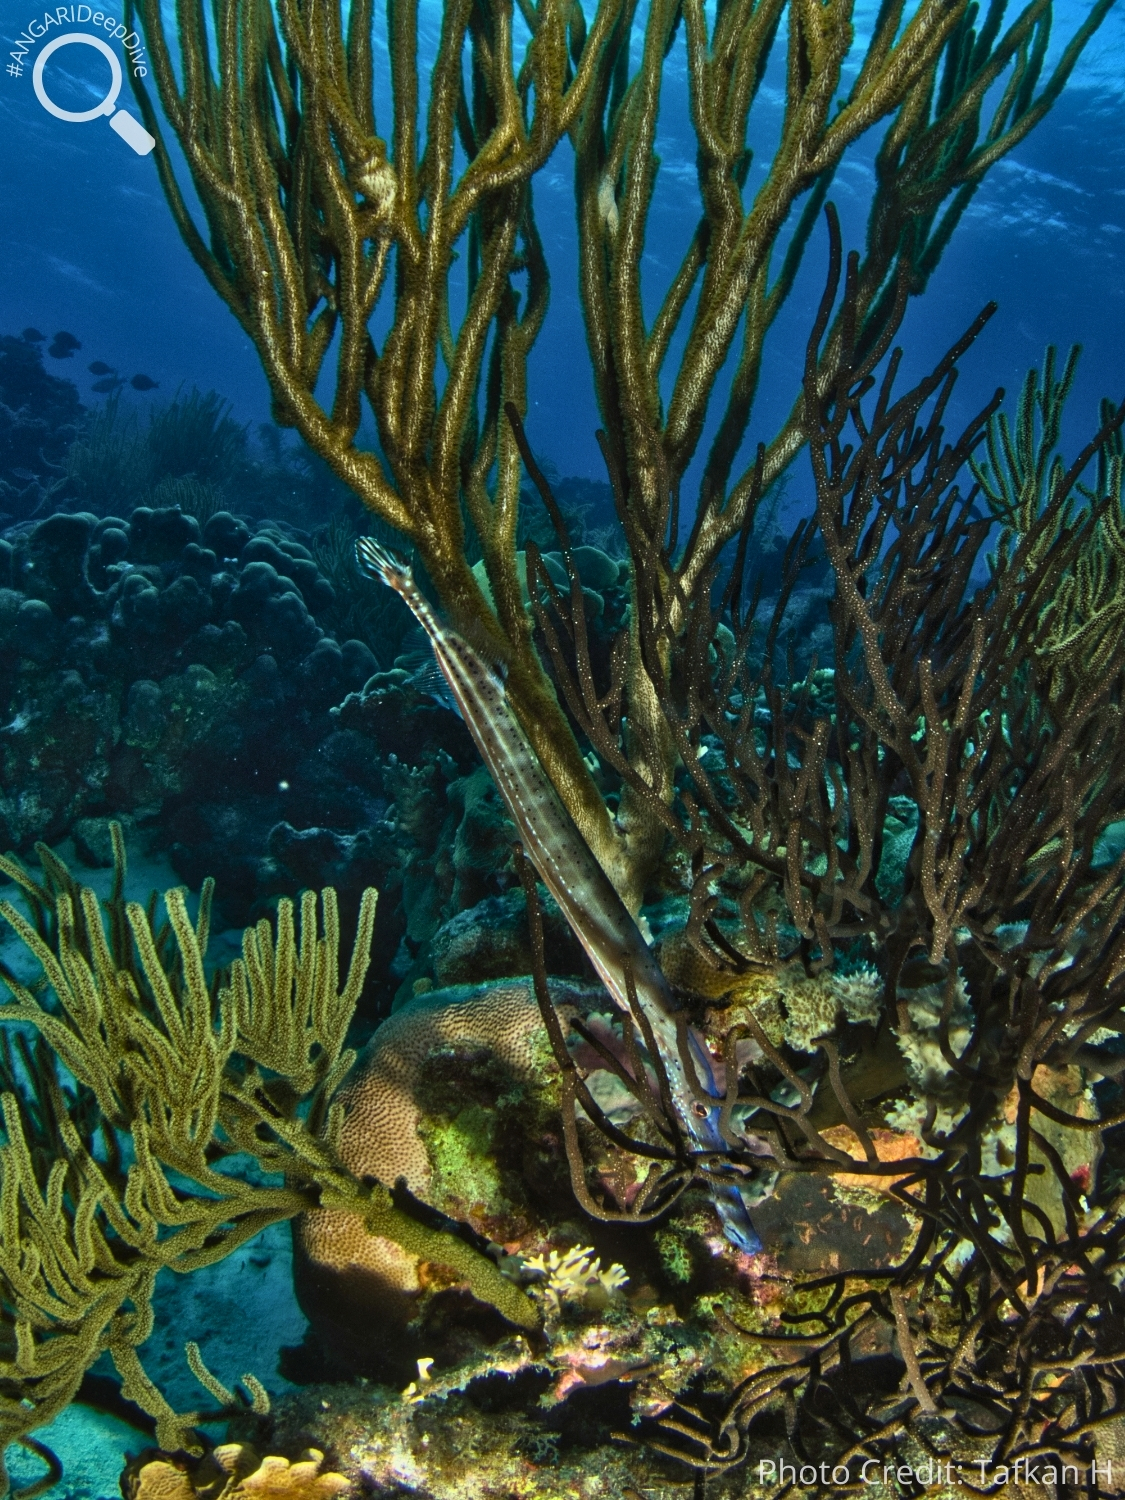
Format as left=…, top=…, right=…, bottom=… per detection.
left=356, top=537, right=415, bottom=597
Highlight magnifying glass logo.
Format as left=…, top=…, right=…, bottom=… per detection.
left=32, top=33, right=156, bottom=155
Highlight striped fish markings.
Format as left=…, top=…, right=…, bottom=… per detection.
left=355, top=538, right=762, bottom=1255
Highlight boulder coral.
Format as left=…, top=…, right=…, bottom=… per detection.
left=0, top=506, right=372, bottom=853
left=0, top=499, right=655, bottom=1014
left=0, top=508, right=523, bottom=1007
left=294, top=978, right=588, bottom=1378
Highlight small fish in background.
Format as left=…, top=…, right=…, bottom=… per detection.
left=21, top=328, right=45, bottom=344
left=88, top=360, right=115, bottom=375
left=130, top=373, right=158, bottom=391
left=47, top=331, right=81, bottom=359
left=91, top=376, right=124, bottom=393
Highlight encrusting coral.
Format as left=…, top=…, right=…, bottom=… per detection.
left=0, top=827, right=537, bottom=1493
left=121, top=1443, right=349, bottom=1500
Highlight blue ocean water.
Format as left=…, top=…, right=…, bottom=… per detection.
left=0, top=0, right=1121, bottom=482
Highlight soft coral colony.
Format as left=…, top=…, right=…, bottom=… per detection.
left=0, top=0, right=1122, bottom=1486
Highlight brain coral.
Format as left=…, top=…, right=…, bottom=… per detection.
left=294, top=978, right=593, bottom=1377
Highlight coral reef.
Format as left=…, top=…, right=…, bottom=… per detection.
left=231, top=1379, right=743, bottom=1500
left=0, top=507, right=368, bottom=872
left=293, top=977, right=594, bottom=1379
left=3, top=0, right=1121, bottom=1461
left=288, top=963, right=921, bottom=1410
left=0, top=476, right=656, bottom=1014
left=121, top=1444, right=349, bottom=1500
left=0, top=835, right=540, bottom=1487
left=3, top=265, right=1124, bottom=1495
left=515, top=225, right=1125, bottom=1483
left=0, top=842, right=920, bottom=1490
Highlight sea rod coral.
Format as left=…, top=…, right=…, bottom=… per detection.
left=509, top=212, right=1125, bottom=1485
left=114, top=0, right=1125, bottom=1478
left=0, top=828, right=535, bottom=1493
left=128, top=0, right=1114, bottom=908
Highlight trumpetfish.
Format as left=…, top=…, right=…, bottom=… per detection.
left=355, top=537, right=762, bottom=1254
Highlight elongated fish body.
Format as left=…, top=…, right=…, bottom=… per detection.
left=356, top=538, right=761, bottom=1254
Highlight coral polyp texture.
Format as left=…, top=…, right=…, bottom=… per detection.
left=121, top=1444, right=350, bottom=1500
